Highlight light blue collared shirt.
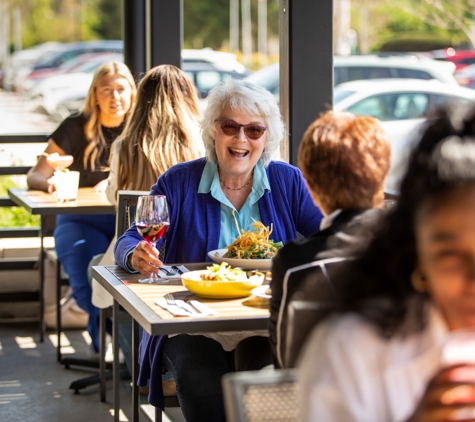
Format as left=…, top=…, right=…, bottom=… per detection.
left=198, top=160, right=271, bottom=248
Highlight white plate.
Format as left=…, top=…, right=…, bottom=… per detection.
left=207, top=248, right=273, bottom=271
left=251, top=285, right=272, bottom=300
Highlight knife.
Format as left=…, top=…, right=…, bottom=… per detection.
left=189, top=300, right=219, bottom=316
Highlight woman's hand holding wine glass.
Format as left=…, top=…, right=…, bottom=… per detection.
left=133, top=195, right=170, bottom=283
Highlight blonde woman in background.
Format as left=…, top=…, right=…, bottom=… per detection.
left=27, top=61, right=136, bottom=355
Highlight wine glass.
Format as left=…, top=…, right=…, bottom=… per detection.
left=45, top=153, right=74, bottom=171
left=135, top=195, right=170, bottom=284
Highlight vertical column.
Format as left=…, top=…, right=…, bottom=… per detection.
left=279, top=0, right=334, bottom=165
left=122, top=0, right=146, bottom=80
left=149, top=0, right=182, bottom=69
left=241, top=0, right=252, bottom=68
left=258, top=0, right=267, bottom=68
left=230, top=0, right=240, bottom=54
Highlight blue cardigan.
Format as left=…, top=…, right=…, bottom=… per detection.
left=114, top=158, right=323, bottom=408
left=115, top=158, right=322, bottom=265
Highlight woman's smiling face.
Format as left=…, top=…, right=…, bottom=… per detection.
left=214, top=107, right=267, bottom=180
left=417, top=186, right=475, bottom=331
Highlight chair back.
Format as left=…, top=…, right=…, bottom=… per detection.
left=116, top=190, right=149, bottom=238
left=222, top=369, right=299, bottom=422
left=276, top=257, right=345, bottom=369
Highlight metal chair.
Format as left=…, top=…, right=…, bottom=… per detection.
left=222, top=369, right=300, bottom=422
left=96, top=191, right=179, bottom=418
left=276, top=257, right=344, bottom=369
left=98, top=190, right=148, bottom=401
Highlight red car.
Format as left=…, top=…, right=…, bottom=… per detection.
left=431, top=48, right=475, bottom=71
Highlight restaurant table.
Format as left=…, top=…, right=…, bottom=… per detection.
left=7, top=187, right=115, bottom=356
left=92, top=264, right=270, bottom=422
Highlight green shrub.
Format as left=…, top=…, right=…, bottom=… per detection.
left=0, top=176, right=40, bottom=228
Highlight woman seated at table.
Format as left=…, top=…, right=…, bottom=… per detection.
left=270, top=111, right=390, bottom=368
left=299, top=107, right=475, bottom=422
left=93, top=64, right=203, bottom=378
left=27, top=61, right=136, bottom=355
left=114, top=79, right=323, bottom=421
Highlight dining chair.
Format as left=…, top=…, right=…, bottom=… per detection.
left=276, top=257, right=344, bottom=369
left=98, top=190, right=148, bottom=401
left=222, top=369, right=300, bottom=422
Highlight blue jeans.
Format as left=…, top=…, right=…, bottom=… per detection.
left=161, top=334, right=272, bottom=422
left=54, top=214, right=115, bottom=352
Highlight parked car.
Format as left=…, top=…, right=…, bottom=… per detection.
left=182, top=49, right=251, bottom=97
left=333, top=79, right=475, bottom=189
left=454, top=63, right=475, bottom=89
left=431, top=48, right=475, bottom=71
left=22, top=52, right=117, bottom=94
left=243, top=55, right=458, bottom=100
left=13, top=40, right=123, bottom=93
left=1, top=42, right=64, bottom=89
left=30, top=53, right=123, bottom=119
left=33, top=48, right=249, bottom=120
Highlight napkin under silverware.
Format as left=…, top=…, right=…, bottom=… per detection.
left=156, top=299, right=192, bottom=317
left=155, top=299, right=219, bottom=317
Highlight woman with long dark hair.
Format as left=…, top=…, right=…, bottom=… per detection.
left=299, top=107, right=475, bottom=422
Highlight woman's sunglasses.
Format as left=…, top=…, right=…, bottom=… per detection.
left=215, top=119, right=267, bottom=140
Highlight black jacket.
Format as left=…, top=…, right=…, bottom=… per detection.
left=269, top=208, right=383, bottom=368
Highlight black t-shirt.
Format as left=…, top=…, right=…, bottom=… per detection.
left=50, top=113, right=124, bottom=187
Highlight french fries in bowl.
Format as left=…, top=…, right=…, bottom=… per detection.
left=181, top=263, right=265, bottom=299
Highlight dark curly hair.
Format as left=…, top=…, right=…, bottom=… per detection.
left=335, top=106, right=475, bottom=337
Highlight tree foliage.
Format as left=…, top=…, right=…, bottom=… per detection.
left=390, top=0, right=475, bottom=48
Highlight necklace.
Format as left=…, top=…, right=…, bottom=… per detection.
left=219, top=172, right=253, bottom=191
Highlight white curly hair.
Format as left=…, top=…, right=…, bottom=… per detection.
left=201, top=78, right=285, bottom=167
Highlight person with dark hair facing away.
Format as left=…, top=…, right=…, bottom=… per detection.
left=270, top=111, right=391, bottom=368
left=299, top=106, right=475, bottom=421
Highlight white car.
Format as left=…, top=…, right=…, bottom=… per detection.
left=244, top=55, right=458, bottom=99
left=32, top=48, right=250, bottom=119
left=334, top=79, right=475, bottom=190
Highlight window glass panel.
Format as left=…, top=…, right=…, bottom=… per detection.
left=459, top=58, right=475, bottom=65
left=195, top=71, right=221, bottom=91
left=346, top=66, right=392, bottom=82
left=395, top=68, right=432, bottom=80
left=393, top=93, right=429, bottom=119
left=433, top=94, right=473, bottom=108
left=347, top=96, right=388, bottom=120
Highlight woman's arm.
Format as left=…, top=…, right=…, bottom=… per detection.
left=27, top=140, right=66, bottom=192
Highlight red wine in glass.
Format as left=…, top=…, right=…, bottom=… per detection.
left=135, top=195, right=170, bottom=283
left=136, top=222, right=169, bottom=243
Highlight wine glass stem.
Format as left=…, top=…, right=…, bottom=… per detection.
left=150, top=242, right=160, bottom=283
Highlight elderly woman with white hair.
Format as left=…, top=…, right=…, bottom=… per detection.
left=114, top=79, right=323, bottom=421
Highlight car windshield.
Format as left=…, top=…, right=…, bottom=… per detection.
left=334, top=88, right=355, bottom=104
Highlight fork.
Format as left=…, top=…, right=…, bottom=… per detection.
left=164, top=294, right=197, bottom=315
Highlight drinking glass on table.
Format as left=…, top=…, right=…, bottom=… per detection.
left=135, top=195, right=170, bottom=284
left=440, top=328, right=475, bottom=420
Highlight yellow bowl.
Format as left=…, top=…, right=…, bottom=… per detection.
left=181, top=270, right=265, bottom=299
